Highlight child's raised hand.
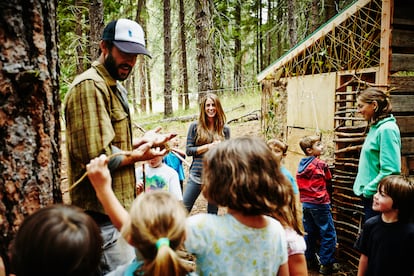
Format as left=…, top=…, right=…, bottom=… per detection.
left=86, top=154, right=112, bottom=192
left=136, top=181, right=144, bottom=195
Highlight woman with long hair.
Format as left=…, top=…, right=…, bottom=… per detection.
left=183, top=93, right=230, bottom=214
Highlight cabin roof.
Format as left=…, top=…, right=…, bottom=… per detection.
left=257, top=0, right=382, bottom=82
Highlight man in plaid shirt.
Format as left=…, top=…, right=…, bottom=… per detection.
left=64, top=19, right=174, bottom=274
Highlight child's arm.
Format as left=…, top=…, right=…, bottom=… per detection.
left=276, top=262, right=289, bottom=276
left=357, top=254, right=368, bottom=276
left=87, top=154, right=130, bottom=230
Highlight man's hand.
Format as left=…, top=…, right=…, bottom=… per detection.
left=133, top=126, right=177, bottom=149
left=131, top=142, right=167, bottom=161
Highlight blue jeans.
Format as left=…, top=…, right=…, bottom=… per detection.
left=302, top=203, right=337, bottom=265
left=99, top=223, right=135, bottom=275
left=183, top=176, right=218, bottom=214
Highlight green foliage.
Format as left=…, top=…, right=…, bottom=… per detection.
left=57, top=0, right=133, bottom=100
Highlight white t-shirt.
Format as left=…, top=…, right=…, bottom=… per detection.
left=135, top=163, right=182, bottom=200
left=185, top=213, right=288, bottom=275
left=285, top=227, right=306, bottom=256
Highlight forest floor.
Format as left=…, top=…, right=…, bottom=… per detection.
left=61, top=112, right=357, bottom=275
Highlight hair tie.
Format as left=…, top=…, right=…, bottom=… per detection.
left=155, top=237, right=170, bottom=250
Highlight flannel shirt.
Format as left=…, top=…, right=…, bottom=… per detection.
left=64, top=61, right=135, bottom=214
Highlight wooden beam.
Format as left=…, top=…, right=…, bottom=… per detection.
left=390, top=94, right=414, bottom=112
left=402, top=137, right=414, bottom=155
left=391, top=53, right=414, bottom=72
left=378, top=0, right=392, bottom=85
left=392, top=29, right=414, bottom=48
left=395, top=116, right=414, bottom=134
left=390, top=76, right=414, bottom=92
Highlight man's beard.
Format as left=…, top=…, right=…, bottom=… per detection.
left=104, top=52, right=132, bottom=81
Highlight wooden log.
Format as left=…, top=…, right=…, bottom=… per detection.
left=334, top=137, right=366, bottom=143
left=335, top=131, right=365, bottom=137
left=392, top=29, right=414, bottom=48
left=334, top=157, right=360, bottom=163
left=334, top=116, right=365, bottom=121
left=402, top=137, right=414, bottom=155
left=335, top=145, right=362, bottom=153
left=334, top=204, right=364, bottom=215
left=334, top=220, right=361, bottom=232
left=334, top=192, right=361, bottom=202
left=336, top=125, right=367, bottom=132
left=333, top=185, right=355, bottom=193
left=390, top=76, right=414, bottom=92
left=333, top=162, right=359, bottom=168
left=396, top=116, right=414, bottom=134
left=391, top=53, right=414, bottom=72
left=333, top=174, right=356, bottom=180
left=332, top=198, right=363, bottom=209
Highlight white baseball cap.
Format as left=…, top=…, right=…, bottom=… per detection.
left=102, top=18, right=151, bottom=57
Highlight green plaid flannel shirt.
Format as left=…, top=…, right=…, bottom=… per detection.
left=64, top=61, right=135, bottom=214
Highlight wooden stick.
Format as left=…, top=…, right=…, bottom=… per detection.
left=62, top=151, right=131, bottom=194
left=171, top=149, right=191, bottom=167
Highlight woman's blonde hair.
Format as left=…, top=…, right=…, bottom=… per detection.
left=202, top=136, right=291, bottom=215
left=122, top=190, right=190, bottom=276
left=196, top=93, right=226, bottom=145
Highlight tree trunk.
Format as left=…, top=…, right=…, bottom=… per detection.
left=233, top=0, right=241, bottom=93
left=75, top=0, right=85, bottom=74
left=287, top=0, right=297, bottom=47
left=257, top=1, right=263, bottom=72
left=163, top=0, right=172, bottom=116
left=178, top=0, right=189, bottom=110
left=136, top=0, right=148, bottom=114
left=89, top=0, right=104, bottom=61
left=310, top=0, right=319, bottom=33
left=195, top=0, right=214, bottom=102
left=0, top=0, right=61, bottom=269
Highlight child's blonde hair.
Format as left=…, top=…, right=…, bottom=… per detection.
left=299, top=135, right=320, bottom=155
left=202, top=136, right=291, bottom=215
left=122, top=190, right=191, bottom=276
left=377, top=175, right=414, bottom=223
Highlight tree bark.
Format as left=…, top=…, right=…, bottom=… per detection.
left=233, top=0, right=242, bottom=93
left=0, top=0, right=61, bottom=269
left=310, top=0, right=320, bottom=33
left=287, top=0, right=298, bottom=47
left=75, top=0, right=85, bottom=74
left=136, top=0, right=148, bottom=114
left=89, top=0, right=104, bottom=61
left=163, top=0, right=172, bottom=116
left=178, top=0, right=189, bottom=110
left=195, top=0, right=214, bottom=102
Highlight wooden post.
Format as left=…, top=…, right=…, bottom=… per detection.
left=378, top=0, right=392, bottom=86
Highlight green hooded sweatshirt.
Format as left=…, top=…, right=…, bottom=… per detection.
left=353, top=115, right=401, bottom=197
